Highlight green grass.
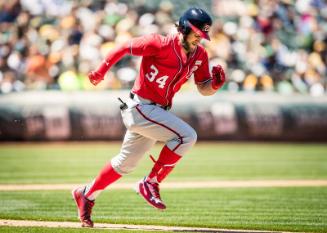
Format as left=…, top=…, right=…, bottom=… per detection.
left=0, top=142, right=326, bottom=184
left=0, top=142, right=327, bottom=232
left=0, top=188, right=326, bottom=232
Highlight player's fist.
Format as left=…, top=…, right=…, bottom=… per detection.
left=88, top=71, right=104, bottom=86
left=211, top=65, right=226, bottom=90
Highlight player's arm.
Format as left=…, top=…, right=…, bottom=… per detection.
left=196, top=79, right=217, bottom=96
left=89, top=34, right=162, bottom=86
left=196, top=65, right=226, bottom=96
left=88, top=44, right=130, bottom=85
left=194, top=53, right=226, bottom=96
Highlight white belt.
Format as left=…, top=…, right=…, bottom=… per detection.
left=129, top=92, right=170, bottom=110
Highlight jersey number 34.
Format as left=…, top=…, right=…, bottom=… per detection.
left=145, top=65, right=169, bottom=89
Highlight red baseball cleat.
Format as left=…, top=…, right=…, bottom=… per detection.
left=135, top=177, right=166, bottom=210
left=72, top=187, right=95, bottom=227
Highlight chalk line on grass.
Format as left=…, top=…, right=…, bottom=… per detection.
left=0, top=180, right=327, bottom=191
left=0, top=219, right=299, bottom=233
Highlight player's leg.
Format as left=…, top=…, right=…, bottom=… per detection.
left=110, top=130, right=156, bottom=175
left=83, top=130, right=156, bottom=199
left=133, top=104, right=197, bottom=156
left=135, top=145, right=181, bottom=209
left=72, top=130, right=155, bottom=227
left=132, top=104, right=197, bottom=209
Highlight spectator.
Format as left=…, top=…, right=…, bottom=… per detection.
left=0, top=0, right=326, bottom=96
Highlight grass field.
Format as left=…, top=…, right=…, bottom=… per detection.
left=0, top=142, right=326, bottom=233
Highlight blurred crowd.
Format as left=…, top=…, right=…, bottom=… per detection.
left=0, top=0, right=326, bottom=96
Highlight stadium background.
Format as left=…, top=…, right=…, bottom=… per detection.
left=0, top=0, right=326, bottom=141
left=1, top=0, right=326, bottom=94
left=0, top=1, right=327, bottom=232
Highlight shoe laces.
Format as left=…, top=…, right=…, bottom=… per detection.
left=82, top=198, right=94, bottom=219
left=148, top=182, right=161, bottom=200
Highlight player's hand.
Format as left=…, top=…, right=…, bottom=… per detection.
left=88, top=71, right=104, bottom=86
left=211, top=65, right=226, bottom=90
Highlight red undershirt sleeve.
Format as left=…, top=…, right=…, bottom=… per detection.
left=96, top=45, right=130, bottom=76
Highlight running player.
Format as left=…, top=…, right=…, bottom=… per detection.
left=72, top=7, right=226, bottom=227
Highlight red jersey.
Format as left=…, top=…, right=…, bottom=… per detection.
left=100, top=33, right=212, bottom=107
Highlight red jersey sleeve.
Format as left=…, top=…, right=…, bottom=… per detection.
left=129, top=34, right=163, bottom=56
left=95, top=34, right=162, bottom=76
left=193, top=50, right=212, bottom=85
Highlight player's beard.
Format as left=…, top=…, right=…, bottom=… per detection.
left=182, top=35, right=195, bottom=53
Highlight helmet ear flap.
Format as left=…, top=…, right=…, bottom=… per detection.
left=176, top=22, right=183, bottom=34
left=183, top=20, right=191, bottom=35
left=177, top=18, right=191, bottom=36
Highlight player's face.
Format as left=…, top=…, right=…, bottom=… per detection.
left=185, top=31, right=202, bottom=52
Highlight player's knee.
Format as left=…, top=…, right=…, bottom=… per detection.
left=111, top=161, right=135, bottom=175
left=172, top=128, right=197, bottom=155
left=111, top=155, right=136, bottom=175
left=184, top=127, right=197, bottom=146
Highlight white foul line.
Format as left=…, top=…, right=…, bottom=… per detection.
left=0, top=180, right=327, bottom=191
left=0, top=219, right=300, bottom=233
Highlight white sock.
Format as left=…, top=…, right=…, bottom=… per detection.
left=146, top=176, right=159, bottom=184
left=83, top=180, right=102, bottom=201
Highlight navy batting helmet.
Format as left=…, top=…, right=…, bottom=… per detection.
left=178, top=7, right=212, bottom=40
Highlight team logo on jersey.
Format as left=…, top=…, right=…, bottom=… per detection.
left=191, top=66, right=198, bottom=73
left=186, top=60, right=203, bottom=79
left=202, top=24, right=210, bottom=32
left=103, top=60, right=110, bottom=66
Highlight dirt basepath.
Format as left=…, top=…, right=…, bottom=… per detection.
left=0, top=180, right=327, bottom=191
left=0, top=219, right=297, bottom=233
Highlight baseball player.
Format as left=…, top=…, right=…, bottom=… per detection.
left=72, top=7, right=226, bottom=227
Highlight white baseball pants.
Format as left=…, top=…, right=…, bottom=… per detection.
left=111, top=94, right=197, bottom=175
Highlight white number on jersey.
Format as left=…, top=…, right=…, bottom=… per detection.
left=145, top=65, right=168, bottom=88
left=156, top=75, right=169, bottom=89
left=145, top=65, right=158, bottom=82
